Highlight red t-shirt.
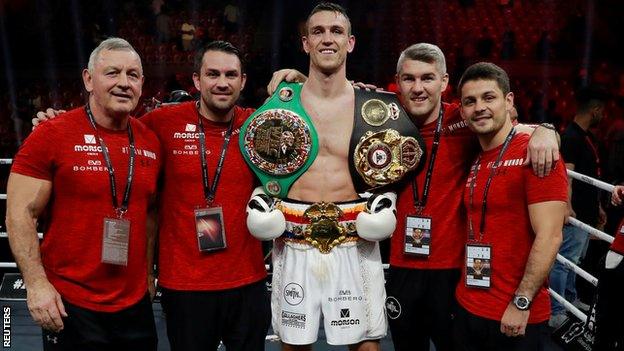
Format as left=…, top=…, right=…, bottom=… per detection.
left=455, top=133, right=568, bottom=323
left=609, top=218, right=624, bottom=255
left=11, top=107, right=161, bottom=312
left=391, top=103, right=479, bottom=269
left=140, top=102, right=266, bottom=290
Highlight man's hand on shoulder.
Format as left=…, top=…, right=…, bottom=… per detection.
left=522, top=124, right=560, bottom=177
left=351, top=81, right=382, bottom=91
left=32, top=108, right=65, bottom=130
left=266, top=69, right=307, bottom=96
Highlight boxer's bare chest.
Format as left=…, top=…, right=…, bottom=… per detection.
left=287, top=92, right=357, bottom=201
left=306, top=95, right=353, bottom=158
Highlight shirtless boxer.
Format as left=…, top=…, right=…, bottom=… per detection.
left=243, top=3, right=413, bottom=350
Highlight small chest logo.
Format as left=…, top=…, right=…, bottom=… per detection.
left=83, top=134, right=96, bottom=144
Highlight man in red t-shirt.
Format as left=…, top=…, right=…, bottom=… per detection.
left=31, top=41, right=305, bottom=350
left=139, top=41, right=272, bottom=351
left=453, top=62, right=567, bottom=350
left=6, top=38, right=160, bottom=350
left=387, top=43, right=561, bottom=351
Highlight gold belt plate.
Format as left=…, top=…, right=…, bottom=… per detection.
left=354, top=129, right=423, bottom=187
left=303, top=202, right=347, bottom=254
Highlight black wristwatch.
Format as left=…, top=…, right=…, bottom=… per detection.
left=512, top=295, right=532, bottom=310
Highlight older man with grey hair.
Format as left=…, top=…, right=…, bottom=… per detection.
left=6, top=37, right=160, bottom=350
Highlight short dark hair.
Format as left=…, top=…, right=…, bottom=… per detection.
left=306, top=2, right=351, bottom=34
left=458, top=62, right=511, bottom=96
left=576, top=85, right=610, bottom=113
left=193, top=40, right=244, bottom=74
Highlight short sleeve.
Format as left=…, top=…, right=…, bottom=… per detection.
left=10, top=123, right=58, bottom=181
left=525, top=158, right=569, bottom=204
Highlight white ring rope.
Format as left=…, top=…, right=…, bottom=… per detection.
left=0, top=232, right=43, bottom=239
left=567, top=169, right=615, bottom=193
left=548, top=288, right=588, bottom=322
left=0, top=159, right=12, bottom=165
left=556, top=254, right=599, bottom=286
left=567, top=217, right=614, bottom=244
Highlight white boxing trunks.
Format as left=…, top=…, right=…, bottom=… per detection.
left=271, top=198, right=387, bottom=345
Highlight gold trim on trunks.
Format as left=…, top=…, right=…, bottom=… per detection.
left=285, top=236, right=359, bottom=248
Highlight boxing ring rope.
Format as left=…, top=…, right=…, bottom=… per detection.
left=555, top=254, right=598, bottom=287
left=0, top=233, right=43, bottom=239
left=548, top=169, right=617, bottom=324
left=567, top=169, right=615, bottom=193
left=0, top=160, right=618, bottom=327
left=548, top=288, right=588, bottom=322
left=0, top=158, right=14, bottom=269
left=567, top=217, right=614, bottom=244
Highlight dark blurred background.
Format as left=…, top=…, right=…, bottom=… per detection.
left=2, top=0, right=624, bottom=151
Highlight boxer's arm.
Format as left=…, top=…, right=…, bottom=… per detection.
left=6, top=173, right=67, bottom=332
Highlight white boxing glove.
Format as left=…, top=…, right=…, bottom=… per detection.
left=246, top=186, right=286, bottom=240
left=356, top=192, right=397, bottom=241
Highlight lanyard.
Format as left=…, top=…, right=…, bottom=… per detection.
left=196, top=102, right=235, bottom=206
left=412, top=104, right=444, bottom=213
left=584, top=135, right=601, bottom=177
left=84, top=104, right=135, bottom=217
left=468, top=129, right=516, bottom=241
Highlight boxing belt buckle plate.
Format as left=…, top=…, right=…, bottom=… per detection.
left=303, top=202, right=347, bottom=254
left=354, top=129, right=423, bottom=188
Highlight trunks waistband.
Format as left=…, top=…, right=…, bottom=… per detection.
left=276, top=199, right=367, bottom=253
left=277, top=198, right=367, bottom=222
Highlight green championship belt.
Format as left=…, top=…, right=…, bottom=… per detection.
left=239, top=82, right=319, bottom=198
